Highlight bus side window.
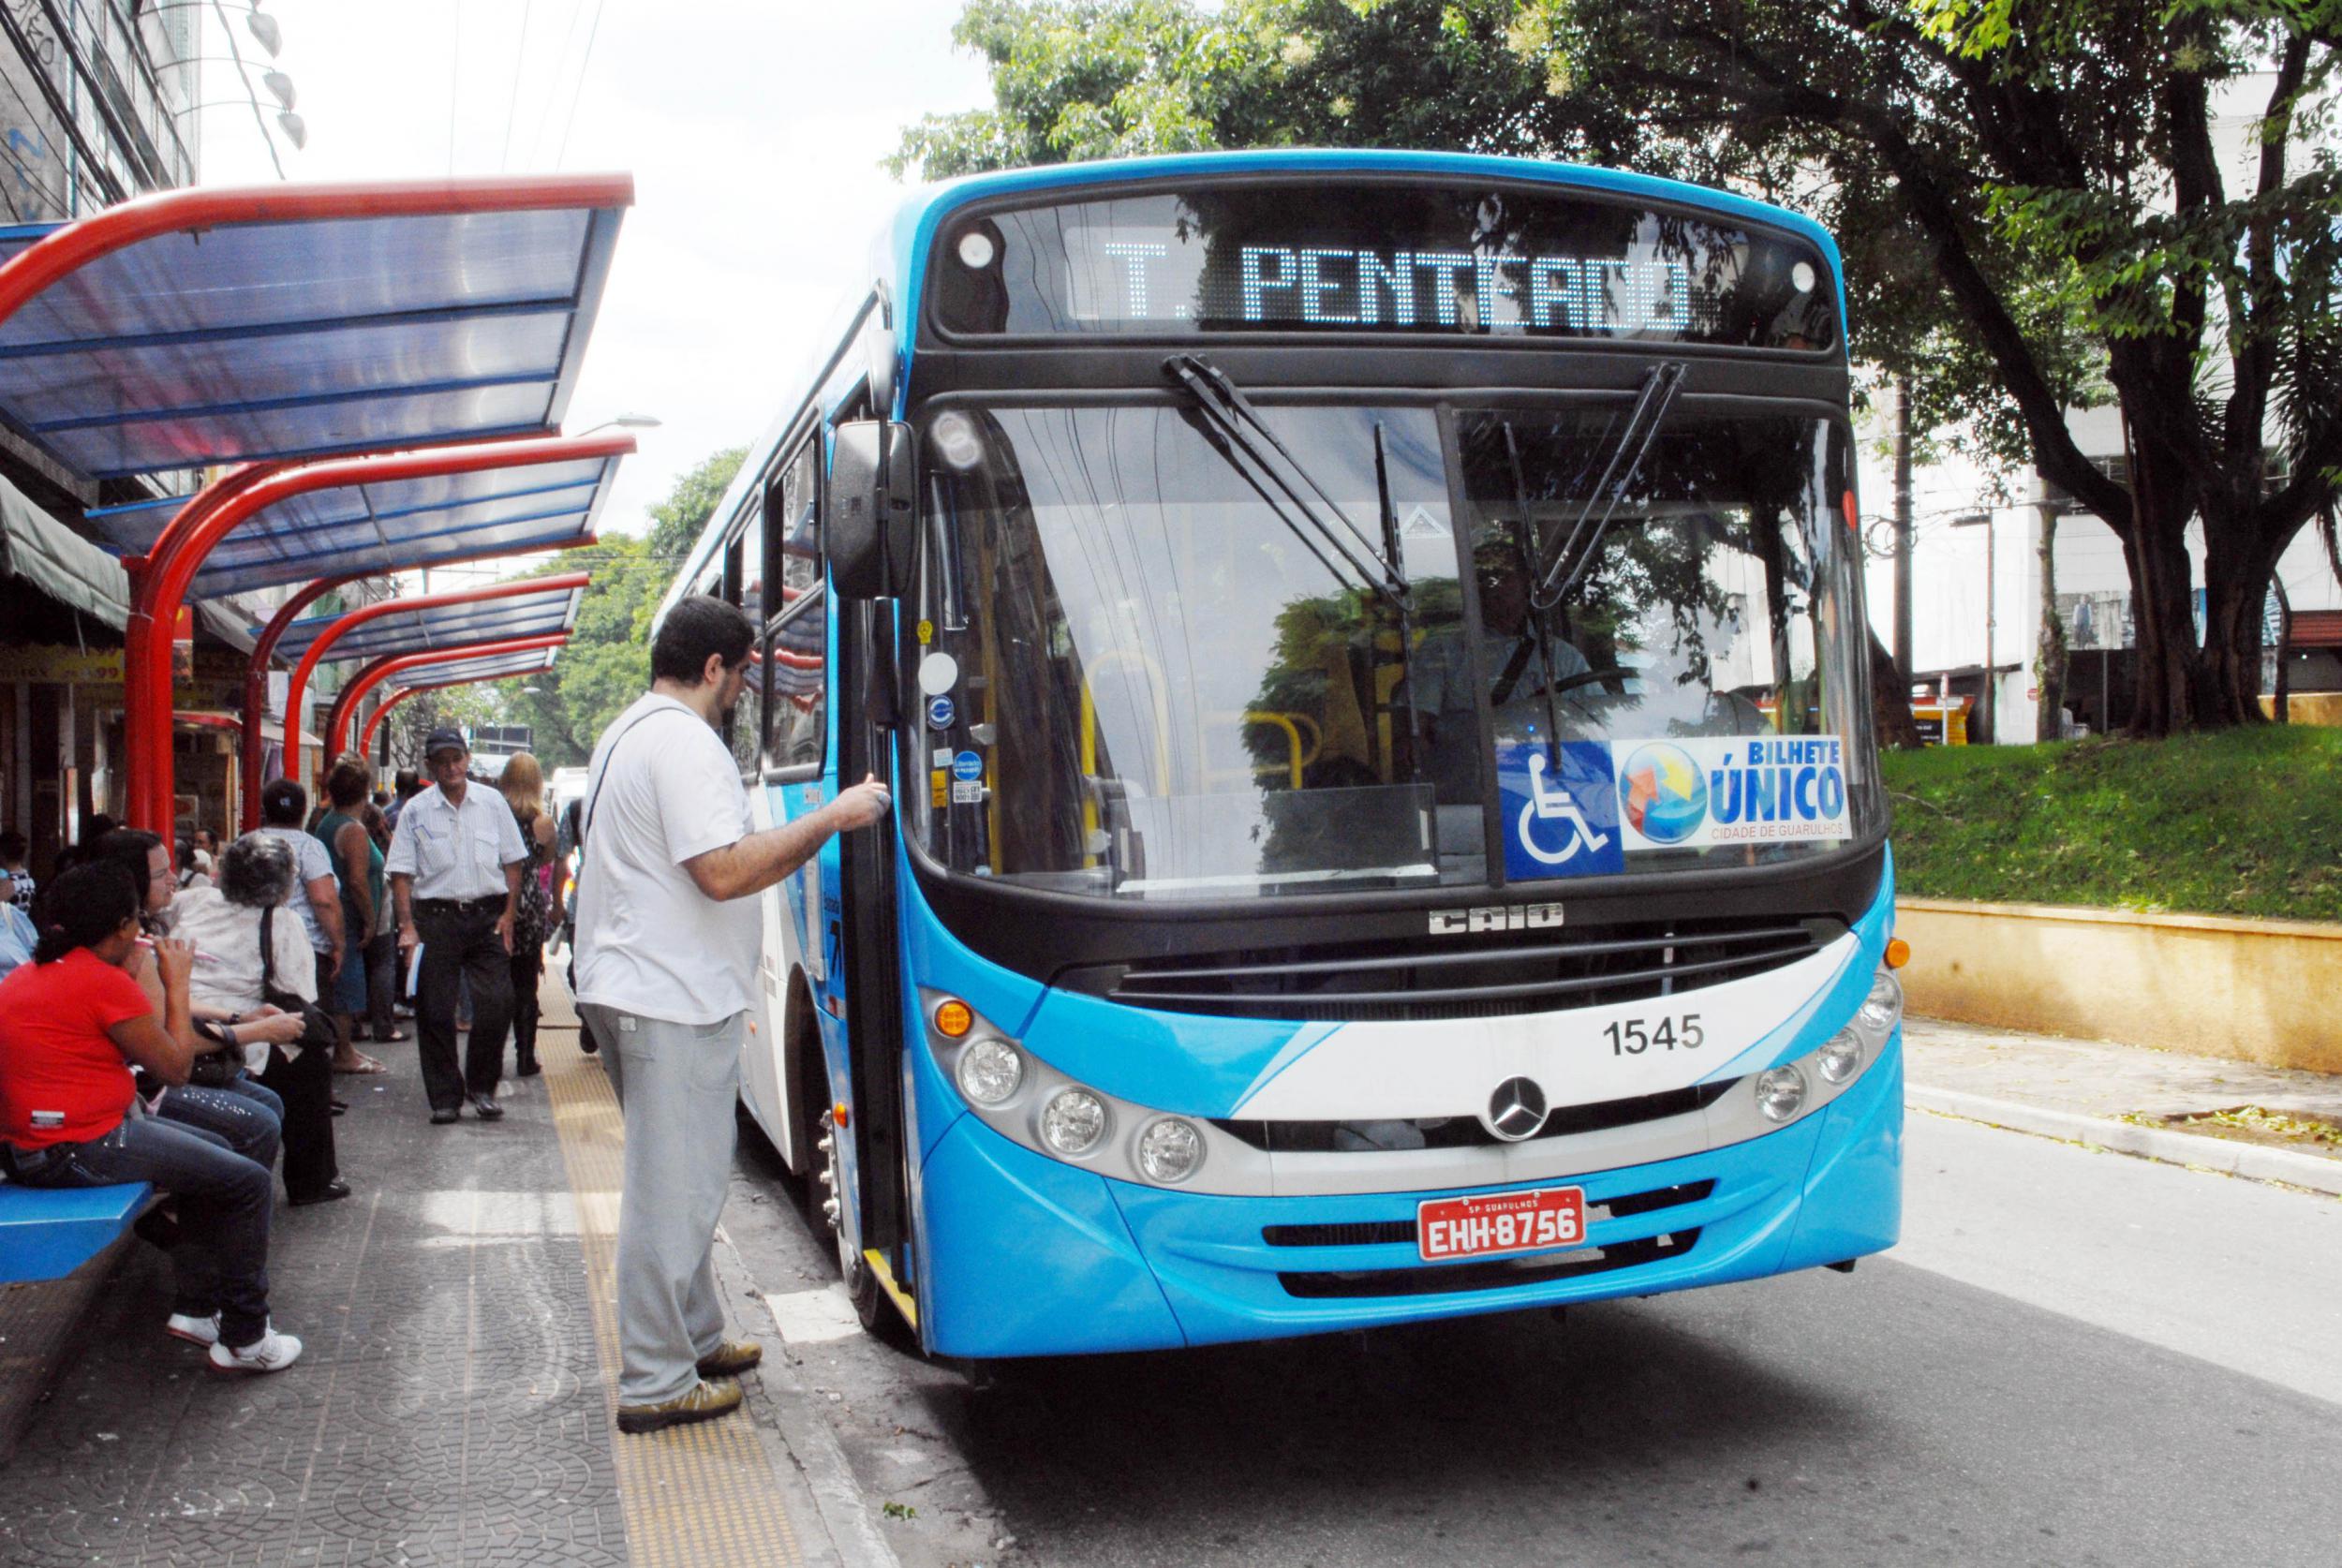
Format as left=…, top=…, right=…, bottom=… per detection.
left=725, top=508, right=765, bottom=777
left=765, top=437, right=828, bottom=772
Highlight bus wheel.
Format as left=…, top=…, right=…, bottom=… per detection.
left=818, top=1111, right=883, bottom=1330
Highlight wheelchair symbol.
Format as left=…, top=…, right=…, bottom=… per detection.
left=1516, top=750, right=1611, bottom=866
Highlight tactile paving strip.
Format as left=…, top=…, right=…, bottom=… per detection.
left=539, top=1016, right=808, bottom=1568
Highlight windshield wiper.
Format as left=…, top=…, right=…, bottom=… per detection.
left=1164, top=353, right=1412, bottom=615
left=1500, top=418, right=1574, bottom=763
left=1530, top=360, right=1686, bottom=611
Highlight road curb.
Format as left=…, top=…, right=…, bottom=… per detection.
left=1907, top=1085, right=2342, bottom=1197
left=715, top=1224, right=906, bottom=1568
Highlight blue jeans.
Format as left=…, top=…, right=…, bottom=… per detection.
left=2, top=1116, right=275, bottom=1347
left=156, top=1078, right=283, bottom=1170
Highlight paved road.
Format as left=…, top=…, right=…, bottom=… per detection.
left=722, top=1108, right=2342, bottom=1568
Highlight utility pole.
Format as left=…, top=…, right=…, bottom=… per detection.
left=1954, top=510, right=1995, bottom=742
left=1892, top=376, right=1915, bottom=682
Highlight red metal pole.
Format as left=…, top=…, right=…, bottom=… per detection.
left=283, top=571, right=590, bottom=792
left=125, top=433, right=631, bottom=833
left=325, top=634, right=570, bottom=763
left=240, top=573, right=359, bottom=833
left=238, top=536, right=600, bottom=831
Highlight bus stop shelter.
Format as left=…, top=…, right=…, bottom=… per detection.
left=331, top=639, right=570, bottom=762
left=0, top=173, right=635, bottom=833
left=355, top=644, right=570, bottom=760
left=263, top=573, right=588, bottom=815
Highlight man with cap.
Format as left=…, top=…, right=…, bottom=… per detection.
left=385, top=729, right=528, bottom=1124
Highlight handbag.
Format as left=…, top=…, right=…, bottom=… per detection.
left=259, top=906, right=340, bottom=1059
left=185, top=1014, right=245, bottom=1087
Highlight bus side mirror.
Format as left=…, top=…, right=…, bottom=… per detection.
left=827, top=420, right=914, bottom=599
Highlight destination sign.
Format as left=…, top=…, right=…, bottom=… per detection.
left=928, top=184, right=1838, bottom=350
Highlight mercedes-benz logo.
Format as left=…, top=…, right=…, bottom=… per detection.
left=1484, top=1076, right=1549, bottom=1143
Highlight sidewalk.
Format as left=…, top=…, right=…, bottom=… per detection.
left=0, top=967, right=876, bottom=1568
left=1904, top=1014, right=2342, bottom=1195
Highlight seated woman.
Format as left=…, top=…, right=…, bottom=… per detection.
left=172, top=835, right=347, bottom=1207
left=84, top=827, right=301, bottom=1173
left=0, top=862, right=303, bottom=1372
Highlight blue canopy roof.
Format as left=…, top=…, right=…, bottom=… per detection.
left=266, top=583, right=584, bottom=665
left=0, top=194, right=625, bottom=480
left=82, top=452, right=617, bottom=599
left=389, top=645, right=560, bottom=688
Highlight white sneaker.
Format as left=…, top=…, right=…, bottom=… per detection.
left=164, top=1311, right=219, bottom=1347
left=209, top=1324, right=303, bottom=1374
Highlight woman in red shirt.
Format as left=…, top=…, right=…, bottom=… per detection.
left=0, top=862, right=302, bottom=1374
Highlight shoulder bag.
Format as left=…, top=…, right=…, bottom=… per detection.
left=259, top=905, right=340, bottom=1060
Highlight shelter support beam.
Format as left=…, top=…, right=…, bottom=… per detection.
left=325, top=633, right=571, bottom=764
left=282, top=570, right=591, bottom=793
left=125, top=433, right=630, bottom=833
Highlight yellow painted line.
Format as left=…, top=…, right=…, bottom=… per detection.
left=863, top=1248, right=918, bottom=1330
left=540, top=1001, right=806, bottom=1568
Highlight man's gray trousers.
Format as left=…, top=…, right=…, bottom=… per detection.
left=579, top=1003, right=743, bottom=1406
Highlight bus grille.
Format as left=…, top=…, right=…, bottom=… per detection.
left=1278, top=1229, right=1699, bottom=1298
left=1260, top=1180, right=1713, bottom=1249
left=1097, top=915, right=1837, bottom=1022
left=1215, top=1086, right=1733, bottom=1153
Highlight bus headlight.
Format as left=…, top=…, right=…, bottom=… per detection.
left=1816, top=1028, right=1864, bottom=1086
left=1755, top=1064, right=1808, bottom=1122
left=1041, top=1088, right=1109, bottom=1156
left=956, top=1039, right=1024, bottom=1106
left=1858, top=968, right=1903, bottom=1038
left=1136, top=1118, right=1204, bottom=1184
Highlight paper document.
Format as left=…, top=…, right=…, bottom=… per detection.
left=406, top=945, right=423, bottom=998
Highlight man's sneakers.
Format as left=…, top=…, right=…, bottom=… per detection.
left=695, top=1339, right=763, bottom=1378
left=208, top=1324, right=303, bottom=1375
left=615, top=1377, right=743, bottom=1435
left=164, top=1311, right=219, bottom=1347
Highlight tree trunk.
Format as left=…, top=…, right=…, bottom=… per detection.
left=1868, top=629, right=1925, bottom=749
left=2034, top=504, right=2067, bottom=741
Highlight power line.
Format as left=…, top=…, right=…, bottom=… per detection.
left=446, top=0, right=461, bottom=176
left=528, top=0, right=588, bottom=166
left=551, top=0, right=604, bottom=170
left=497, top=0, right=532, bottom=172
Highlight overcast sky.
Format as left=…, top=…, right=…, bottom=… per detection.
left=198, top=0, right=993, bottom=555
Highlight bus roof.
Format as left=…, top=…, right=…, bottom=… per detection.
left=664, top=150, right=1846, bottom=628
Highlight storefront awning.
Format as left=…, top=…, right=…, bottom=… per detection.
left=0, top=178, right=629, bottom=481
left=261, top=583, right=585, bottom=665
left=0, top=465, right=129, bottom=625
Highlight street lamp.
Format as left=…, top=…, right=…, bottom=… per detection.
left=578, top=413, right=661, bottom=435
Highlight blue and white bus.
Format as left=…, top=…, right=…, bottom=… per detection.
left=662, top=150, right=1903, bottom=1358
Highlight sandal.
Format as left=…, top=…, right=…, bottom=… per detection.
left=332, top=1054, right=388, bottom=1075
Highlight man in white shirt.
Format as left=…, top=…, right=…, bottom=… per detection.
left=386, top=729, right=528, bottom=1125
left=575, top=596, right=886, bottom=1435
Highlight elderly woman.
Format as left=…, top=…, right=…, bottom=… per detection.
left=172, top=833, right=348, bottom=1207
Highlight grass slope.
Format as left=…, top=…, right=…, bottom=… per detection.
left=1880, top=726, right=2342, bottom=922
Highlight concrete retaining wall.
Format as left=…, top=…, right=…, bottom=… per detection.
left=1895, top=897, right=2342, bottom=1075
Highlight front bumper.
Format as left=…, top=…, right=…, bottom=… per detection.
left=917, top=1029, right=1903, bottom=1358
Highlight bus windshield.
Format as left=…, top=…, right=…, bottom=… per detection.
left=910, top=400, right=1875, bottom=900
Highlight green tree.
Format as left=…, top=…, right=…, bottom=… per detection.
left=487, top=448, right=749, bottom=767
left=899, top=0, right=2342, bottom=734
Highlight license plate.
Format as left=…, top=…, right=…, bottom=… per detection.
left=1417, top=1186, right=1586, bottom=1263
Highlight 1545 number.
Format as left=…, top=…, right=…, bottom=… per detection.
left=1604, top=1013, right=1704, bottom=1055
